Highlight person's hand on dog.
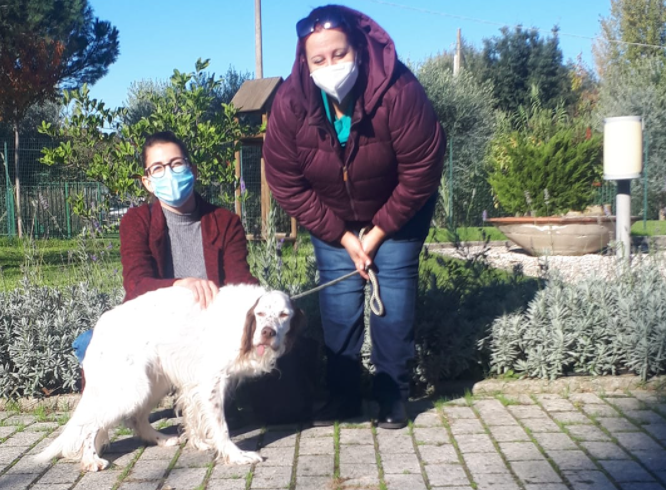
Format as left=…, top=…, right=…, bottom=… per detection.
left=174, top=277, right=218, bottom=308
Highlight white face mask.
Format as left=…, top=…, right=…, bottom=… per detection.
left=310, top=60, right=358, bottom=103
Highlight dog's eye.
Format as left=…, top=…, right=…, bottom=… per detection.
left=279, top=312, right=290, bottom=319
left=257, top=312, right=266, bottom=317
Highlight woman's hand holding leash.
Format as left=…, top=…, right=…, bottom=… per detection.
left=294, top=228, right=385, bottom=315
left=340, top=231, right=372, bottom=280
left=360, top=225, right=386, bottom=260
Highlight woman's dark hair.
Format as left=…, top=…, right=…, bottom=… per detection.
left=299, top=5, right=367, bottom=55
left=141, top=131, right=190, bottom=168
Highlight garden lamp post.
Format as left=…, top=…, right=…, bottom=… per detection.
left=603, top=116, right=643, bottom=259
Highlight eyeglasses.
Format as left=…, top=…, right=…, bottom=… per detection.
left=145, top=158, right=190, bottom=179
left=296, top=7, right=348, bottom=39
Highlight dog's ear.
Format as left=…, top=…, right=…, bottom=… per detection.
left=283, top=305, right=306, bottom=354
left=240, top=298, right=260, bottom=356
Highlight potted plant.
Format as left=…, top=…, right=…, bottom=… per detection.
left=485, top=97, right=616, bottom=256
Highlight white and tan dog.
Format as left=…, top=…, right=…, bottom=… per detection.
left=36, top=283, right=303, bottom=471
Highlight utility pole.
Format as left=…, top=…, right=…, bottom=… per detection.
left=453, top=28, right=462, bottom=76
left=255, top=0, right=263, bottom=78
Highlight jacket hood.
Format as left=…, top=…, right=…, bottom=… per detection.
left=290, top=4, right=397, bottom=116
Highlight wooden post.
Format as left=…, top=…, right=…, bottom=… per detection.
left=255, top=0, right=263, bottom=79
left=260, top=113, right=270, bottom=237
left=453, top=28, right=462, bottom=76
left=234, top=147, right=242, bottom=218
left=13, top=125, right=23, bottom=238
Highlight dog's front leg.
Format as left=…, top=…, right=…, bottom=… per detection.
left=208, top=376, right=262, bottom=465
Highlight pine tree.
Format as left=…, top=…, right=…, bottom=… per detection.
left=480, top=26, right=572, bottom=115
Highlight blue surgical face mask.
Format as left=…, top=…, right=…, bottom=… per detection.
left=150, top=167, right=195, bottom=208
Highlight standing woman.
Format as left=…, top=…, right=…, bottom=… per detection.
left=120, top=130, right=257, bottom=305
left=263, top=5, right=446, bottom=429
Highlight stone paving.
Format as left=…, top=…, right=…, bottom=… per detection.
left=0, top=390, right=665, bottom=490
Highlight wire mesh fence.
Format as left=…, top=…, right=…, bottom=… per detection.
left=240, top=143, right=262, bottom=236
left=0, top=133, right=649, bottom=240
left=0, top=135, right=295, bottom=238
left=237, top=142, right=291, bottom=237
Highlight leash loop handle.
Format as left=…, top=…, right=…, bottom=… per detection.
left=291, top=268, right=384, bottom=316
left=367, top=268, right=384, bottom=316
left=291, top=227, right=384, bottom=316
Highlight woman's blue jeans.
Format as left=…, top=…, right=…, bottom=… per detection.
left=310, top=195, right=436, bottom=404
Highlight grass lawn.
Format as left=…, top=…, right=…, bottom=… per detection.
left=430, top=221, right=666, bottom=242
left=2, top=221, right=666, bottom=291
left=0, top=236, right=122, bottom=291
left=630, top=219, right=666, bottom=236
left=427, top=226, right=507, bottom=242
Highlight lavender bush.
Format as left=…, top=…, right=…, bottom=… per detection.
left=0, top=280, right=122, bottom=398
left=483, top=255, right=666, bottom=380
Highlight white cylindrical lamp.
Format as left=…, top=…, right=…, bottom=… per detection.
left=603, top=116, right=643, bottom=259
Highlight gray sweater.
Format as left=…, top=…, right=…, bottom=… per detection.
left=162, top=205, right=208, bottom=280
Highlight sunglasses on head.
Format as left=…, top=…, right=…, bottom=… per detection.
left=296, top=8, right=348, bottom=39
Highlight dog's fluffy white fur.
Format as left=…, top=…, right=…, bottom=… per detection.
left=36, top=283, right=302, bottom=471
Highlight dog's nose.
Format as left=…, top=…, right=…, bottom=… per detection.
left=261, top=327, right=276, bottom=341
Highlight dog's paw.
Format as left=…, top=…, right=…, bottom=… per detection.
left=223, top=448, right=263, bottom=465
left=156, top=435, right=181, bottom=447
left=80, top=456, right=109, bottom=472
left=188, top=437, right=213, bottom=451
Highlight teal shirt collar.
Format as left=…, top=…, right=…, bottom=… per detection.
left=321, top=89, right=354, bottom=147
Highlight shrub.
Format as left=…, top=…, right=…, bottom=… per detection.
left=0, top=281, right=122, bottom=398
left=487, top=92, right=603, bottom=216
left=487, top=127, right=602, bottom=216
left=40, top=59, right=247, bottom=215
left=413, top=242, right=540, bottom=391
left=482, top=257, right=666, bottom=380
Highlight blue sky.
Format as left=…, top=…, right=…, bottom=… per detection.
left=88, top=0, right=610, bottom=109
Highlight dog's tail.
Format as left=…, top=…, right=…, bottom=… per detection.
left=34, top=419, right=89, bottom=463
left=34, top=396, right=94, bottom=464
left=34, top=430, right=67, bottom=463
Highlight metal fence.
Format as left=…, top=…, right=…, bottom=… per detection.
left=237, top=142, right=291, bottom=237
left=0, top=135, right=294, bottom=238
left=0, top=134, right=106, bottom=238
left=0, top=133, right=641, bottom=239
left=2, top=183, right=110, bottom=238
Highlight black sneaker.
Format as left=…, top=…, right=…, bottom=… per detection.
left=312, top=397, right=363, bottom=427
left=376, top=399, right=408, bottom=430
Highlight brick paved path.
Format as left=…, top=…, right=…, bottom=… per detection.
left=0, top=391, right=665, bottom=490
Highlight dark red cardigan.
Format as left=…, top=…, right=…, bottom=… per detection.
left=119, top=195, right=258, bottom=302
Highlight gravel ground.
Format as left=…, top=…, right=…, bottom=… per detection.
left=432, top=243, right=666, bottom=282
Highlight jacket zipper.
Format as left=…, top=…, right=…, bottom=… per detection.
left=313, top=120, right=360, bottom=221
left=342, top=136, right=359, bottom=221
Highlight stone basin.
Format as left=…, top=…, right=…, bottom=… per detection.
left=485, top=216, right=636, bottom=256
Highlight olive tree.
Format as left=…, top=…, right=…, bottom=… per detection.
left=417, top=58, right=497, bottom=226
left=595, top=57, right=666, bottom=218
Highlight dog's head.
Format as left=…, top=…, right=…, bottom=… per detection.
left=240, top=291, right=304, bottom=361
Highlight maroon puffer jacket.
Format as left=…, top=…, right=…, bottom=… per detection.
left=263, top=5, right=446, bottom=243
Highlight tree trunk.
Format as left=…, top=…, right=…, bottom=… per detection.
left=13, top=125, right=22, bottom=238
